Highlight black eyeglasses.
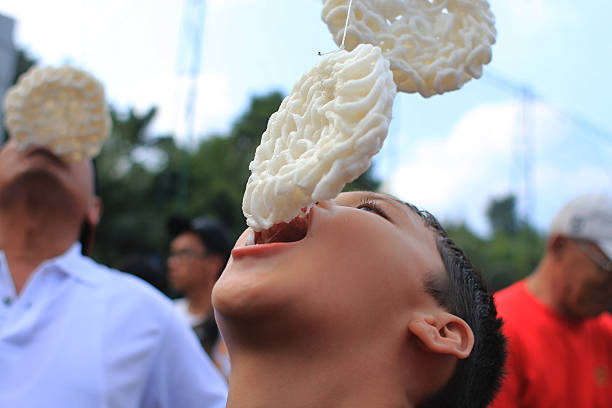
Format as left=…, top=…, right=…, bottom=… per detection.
left=168, top=249, right=208, bottom=261
left=574, top=240, right=612, bottom=273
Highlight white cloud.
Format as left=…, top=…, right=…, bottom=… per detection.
left=532, top=161, right=612, bottom=233
left=382, top=100, right=609, bottom=235
left=2, top=1, right=237, bottom=144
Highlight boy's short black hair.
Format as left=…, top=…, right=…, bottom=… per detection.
left=404, top=203, right=506, bottom=408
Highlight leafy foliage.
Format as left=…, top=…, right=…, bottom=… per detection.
left=3, top=50, right=538, bottom=292
left=445, top=195, right=545, bottom=291
left=487, top=195, right=518, bottom=236
left=92, top=91, right=380, bottom=268
left=2, top=48, right=37, bottom=143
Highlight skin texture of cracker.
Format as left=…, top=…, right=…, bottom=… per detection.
left=242, top=43, right=396, bottom=231
left=322, top=0, right=496, bottom=97
left=3, top=65, right=111, bottom=161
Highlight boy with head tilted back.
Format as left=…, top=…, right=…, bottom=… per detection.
left=213, top=191, right=506, bottom=408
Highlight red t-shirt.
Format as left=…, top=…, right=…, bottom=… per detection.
left=490, top=280, right=612, bottom=408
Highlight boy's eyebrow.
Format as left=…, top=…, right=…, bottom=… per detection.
left=366, top=193, right=410, bottom=213
left=360, top=193, right=419, bottom=225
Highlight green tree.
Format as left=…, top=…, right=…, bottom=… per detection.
left=159, top=90, right=381, bottom=237
left=2, top=48, right=37, bottom=143
left=165, top=92, right=286, bottom=236
left=89, top=90, right=382, bottom=269
left=487, top=195, right=518, bottom=236
left=445, top=194, right=545, bottom=291
left=11, top=49, right=36, bottom=86
left=93, top=106, right=169, bottom=265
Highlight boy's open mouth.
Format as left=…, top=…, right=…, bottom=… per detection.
left=251, top=207, right=311, bottom=245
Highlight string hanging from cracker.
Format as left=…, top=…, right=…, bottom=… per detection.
left=317, top=0, right=354, bottom=56
left=315, top=0, right=354, bottom=93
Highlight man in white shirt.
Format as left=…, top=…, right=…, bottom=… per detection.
left=0, top=139, right=228, bottom=407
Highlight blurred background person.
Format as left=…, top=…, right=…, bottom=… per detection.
left=0, top=140, right=227, bottom=407
left=119, top=253, right=168, bottom=295
left=491, top=193, right=612, bottom=407
left=168, top=215, right=233, bottom=378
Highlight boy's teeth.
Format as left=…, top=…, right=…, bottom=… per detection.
left=255, top=210, right=310, bottom=245
left=246, top=230, right=255, bottom=246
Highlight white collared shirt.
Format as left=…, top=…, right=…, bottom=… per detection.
left=0, top=243, right=227, bottom=407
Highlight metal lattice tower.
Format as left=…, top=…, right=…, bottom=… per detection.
left=175, top=0, right=206, bottom=149
left=517, top=86, right=535, bottom=223
left=173, top=0, right=206, bottom=208
left=484, top=72, right=536, bottom=223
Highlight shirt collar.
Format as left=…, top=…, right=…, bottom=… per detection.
left=0, top=243, right=101, bottom=297
left=0, top=251, right=17, bottom=298
left=45, top=243, right=101, bottom=287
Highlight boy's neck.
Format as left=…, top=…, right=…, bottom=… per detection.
left=225, top=343, right=415, bottom=408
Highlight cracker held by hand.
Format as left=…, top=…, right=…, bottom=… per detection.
left=3, top=65, right=111, bottom=161
left=243, top=43, right=396, bottom=231
left=322, top=0, right=496, bottom=97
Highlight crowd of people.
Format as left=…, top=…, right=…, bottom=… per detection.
left=0, top=124, right=610, bottom=406
left=0, top=132, right=612, bottom=408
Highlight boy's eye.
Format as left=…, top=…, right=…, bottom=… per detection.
left=356, top=200, right=388, bottom=220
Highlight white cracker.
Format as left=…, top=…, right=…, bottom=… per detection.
left=243, top=44, right=396, bottom=231
left=3, top=65, right=111, bottom=161
left=322, top=0, right=496, bottom=97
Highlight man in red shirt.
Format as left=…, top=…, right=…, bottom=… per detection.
left=492, top=193, right=612, bottom=407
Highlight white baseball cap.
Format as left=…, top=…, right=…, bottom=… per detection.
left=549, top=193, right=612, bottom=260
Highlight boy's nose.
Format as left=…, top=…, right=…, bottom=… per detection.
left=315, top=200, right=334, bottom=210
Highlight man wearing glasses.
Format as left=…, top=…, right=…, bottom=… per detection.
left=167, top=217, right=233, bottom=379
left=491, top=193, right=612, bottom=407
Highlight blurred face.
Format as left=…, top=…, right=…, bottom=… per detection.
left=167, top=231, right=212, bottom=292
left=558, top=238, right=612, bottom=318
left=213, top=191, right=447, bottom=344
left=0, top=140, right=98, bottom=221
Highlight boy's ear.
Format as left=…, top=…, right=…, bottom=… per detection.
left=408, top=313, right=474, bottom=359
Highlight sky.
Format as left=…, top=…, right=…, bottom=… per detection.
left=0, top=0, right=610, bottom=235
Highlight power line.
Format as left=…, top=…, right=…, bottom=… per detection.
left=484, top=70, right=612, bottom=149
left=482, top=69, right=612, bottom=219
left=482, top=71, right=537, bottom=222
